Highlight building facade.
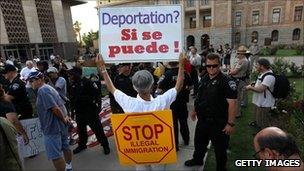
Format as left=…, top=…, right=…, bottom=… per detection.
left=97, top=0, right=303, bottom=51
left=0, top=0, right=86, bottom=62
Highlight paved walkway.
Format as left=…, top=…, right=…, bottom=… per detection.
left=24, top=97, right=207, bottom=171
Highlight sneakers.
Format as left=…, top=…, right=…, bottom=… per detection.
left=65, top=163, right=72, bottom=171
left=184, top=159, right=204, bottom=167
left=73, top=146, right=87, bottom=154
left=103, top=146, right=110, bottom=155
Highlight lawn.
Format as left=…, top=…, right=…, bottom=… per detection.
left=275, top=49, right=298, bottom=57
left=203, top=77, right=304, bottom=171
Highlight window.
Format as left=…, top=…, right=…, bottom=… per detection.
left=187, top=0, right=194, bottom=7
left=235, top=12, right=242, bottom=26
left=200, top=0, right=209, bottom=5
left=236, top=0, right=242, bottom=3
left=271, top=30, right=279, bottom=41
left=190, top=16, right=196, bottom=28
left=170, top=0, right=180, bottom=4
left=252, top=10, right=260, bottom=25
left=292, top=28, right=301, bottom=40
left=294, top=6, right=303, bottom=21
left=272, top=8, right=281, bottom=23
left=251, top=31, right=258, bottom=42
left=235, top=32, right=241, bottom=44
left=203, top=15, right=211, bottom=27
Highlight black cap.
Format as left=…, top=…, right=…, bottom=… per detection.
left=3, top=64, right=17, bottom=74
left=119, top=63, right=131, bottom=67
left=68, top=67, right=82, bottom=76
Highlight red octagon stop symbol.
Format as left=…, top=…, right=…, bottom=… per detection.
left=114, top=113, right=174, bottom=164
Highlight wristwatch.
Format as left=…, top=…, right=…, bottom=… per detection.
left=227, top=122, right=235, bottom=127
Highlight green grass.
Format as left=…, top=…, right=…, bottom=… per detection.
left=203, top=78, right=304, bottom=171
left=275, top=49, right=298, bottom=57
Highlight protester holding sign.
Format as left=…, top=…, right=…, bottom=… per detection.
left=95, top=53, right=185, bottom=170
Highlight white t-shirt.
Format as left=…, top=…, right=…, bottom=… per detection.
left=252, top=71, right=275, bottom=107
left=113, top=88, right=177, bottom=113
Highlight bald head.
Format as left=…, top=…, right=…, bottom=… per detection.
left=254, top=127, right=300, bottom=158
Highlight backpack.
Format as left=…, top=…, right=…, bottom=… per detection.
left=259, top=72, right=290, bottom=98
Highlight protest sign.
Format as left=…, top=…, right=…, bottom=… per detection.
left=99, top=5, right=182, bottom=63
left=111, top=110, right=176, bottom=165
left=20, top=118, right=44, bottom=158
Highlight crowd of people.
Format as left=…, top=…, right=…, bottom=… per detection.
left=0, top=40, right=303, bottom=171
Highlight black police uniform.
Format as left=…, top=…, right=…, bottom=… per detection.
left=158, top=68, right=192, bottom=149
left=193, top=72, right=237, bottom=171
left=109, top=74, right=137, bottom=114
left=7, top=76, right=33, bottom=120
left=70, top=77, right=109, bottom=149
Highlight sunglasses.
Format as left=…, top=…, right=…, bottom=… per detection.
left=29, top=79, right=38, bottom=83
left=206, top=64, right=219, bottom=68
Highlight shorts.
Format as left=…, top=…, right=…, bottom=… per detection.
left=44, top=131, right=70, bottom=160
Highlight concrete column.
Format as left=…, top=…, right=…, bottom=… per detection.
left=0, top=46, right=5, bottom=58
left=35, top=44, right=40, bottom=57
left=196, top=0, right=200, bottom=28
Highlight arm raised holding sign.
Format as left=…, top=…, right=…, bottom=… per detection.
left=95, top=53, right=186, bottom=95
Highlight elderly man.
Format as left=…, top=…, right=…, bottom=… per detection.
left=28, top=71, right=72, bottom=171
left=20, top=60, right=36, bottom=103
left=254, top=127, right=303, bottom=171
left=249, top=39, right=260, bottom=71
left=96, top=53, right=186, bottom=171
left=228, top=45, right=250, bottom=118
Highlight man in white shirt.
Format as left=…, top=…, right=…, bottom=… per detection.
left=249, top=39, right=260, bottom=71
left=20, top=60, right=36, bottom=103
left=246, top=58, right=275, bottom=129
left=96, top=53, right=186, bottom=171
left=188, top=46, right=201, bottom=96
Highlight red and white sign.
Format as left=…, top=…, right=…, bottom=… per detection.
left=99, top=5, right=182, bottom=63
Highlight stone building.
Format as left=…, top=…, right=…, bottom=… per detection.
left=0, top=0, right=86, bottom=62
left=97, top=0, right=303, bottom=51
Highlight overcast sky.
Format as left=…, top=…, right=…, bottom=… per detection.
left=71, top=1, right=99, bottom=35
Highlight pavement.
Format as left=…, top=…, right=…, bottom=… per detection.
left=24, top=97, right=207, bottom=171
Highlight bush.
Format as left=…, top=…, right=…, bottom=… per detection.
left=270, top=46, right=278, bottom=55
left=289, top=62, right=303, bottom=77
left=277, top=44, right=287, bottom=49
left=295, top=44, right=304, bottom=55
left=270, top=57, right=289, bottom=75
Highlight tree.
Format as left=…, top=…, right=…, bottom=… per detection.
left=82, top=30, right=98, bottom=48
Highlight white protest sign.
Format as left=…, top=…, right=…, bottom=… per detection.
left=99, top=5, right=182, bottom=63
left=20, top=118, right=45, bottom=158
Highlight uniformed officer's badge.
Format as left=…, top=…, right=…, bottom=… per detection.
left=11, top=83, right=19, bottom=90
left=228, top=81, right=237, bottom=91
left=212, top=80, right=217, bottom=85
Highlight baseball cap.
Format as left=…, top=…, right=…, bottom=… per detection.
left=26, top=71, right=44, bottom=81
left=2, top=64, right=17, bottom=74
left=47, top=67, right=58, bottom=73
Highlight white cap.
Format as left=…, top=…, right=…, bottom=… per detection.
left=47, top=67, right=58, bottom=73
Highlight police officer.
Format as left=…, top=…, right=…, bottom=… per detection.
left=3, top=64, right=33, bottom=120
left=109, top=63, right=137, bottom=114
left=68, top=67, right=110, bottom=155
left=184, top=53, right=237, bottom=171
left=158, top=61, right=193, bottom=151
left=228, top=45, right=250, bottom=118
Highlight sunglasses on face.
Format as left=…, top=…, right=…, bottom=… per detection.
left=206, top=64, right=219, bottom=68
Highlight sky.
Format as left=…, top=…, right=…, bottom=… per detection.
left=71, top=1, right=99, bottom=35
